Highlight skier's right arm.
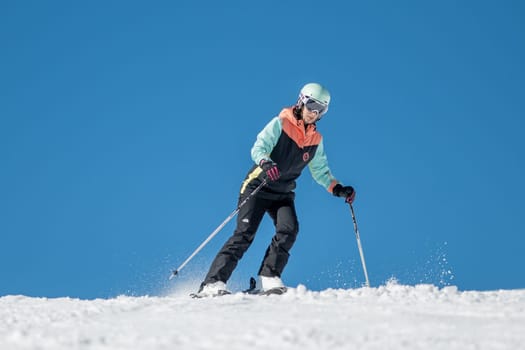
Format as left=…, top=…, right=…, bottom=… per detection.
left=251, top=117, right=282, bottom=165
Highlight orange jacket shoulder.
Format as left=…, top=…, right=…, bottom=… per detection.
left=279, top=107, right=322, bottom=147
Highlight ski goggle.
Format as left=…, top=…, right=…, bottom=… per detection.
left=301, top=95, right=328, bottom=115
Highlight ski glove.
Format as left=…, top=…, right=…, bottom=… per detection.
left=259, top=160, right=280, bottom=182
left=332, top=184, right=356, bottom=204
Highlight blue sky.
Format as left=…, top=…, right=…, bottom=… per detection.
left=1, top=1, right=524, bottom=299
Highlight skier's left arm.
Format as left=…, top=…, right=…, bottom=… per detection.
left=308, top=138, right=340, bottom=193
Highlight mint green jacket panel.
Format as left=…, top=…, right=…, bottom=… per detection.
left=308, top=138, right=339, bottom=192
left=251, top=116, right=282, bottom=165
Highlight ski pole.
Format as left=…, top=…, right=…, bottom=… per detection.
left=348, top=203, right=371, bottom=287
left=169, top=178, right=267, bottom=280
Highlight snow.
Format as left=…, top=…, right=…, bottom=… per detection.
left=1, top=282, right=524, bottom=350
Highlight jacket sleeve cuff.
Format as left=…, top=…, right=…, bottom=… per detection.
left=328, top=180, right=340, bottom=194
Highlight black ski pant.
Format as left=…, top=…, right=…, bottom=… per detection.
left=203, top=191, right=299, bottom=285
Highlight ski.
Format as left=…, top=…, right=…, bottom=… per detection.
left=242, top=277, right=288, bottom=296
left=190, top=277, right=288, bottom=298
left=189, top=290, right=232, bottom=299
left=257, top=287, right=288, bottom=296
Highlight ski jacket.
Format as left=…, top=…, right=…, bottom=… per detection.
left=240, top=107, right=339, bottom=196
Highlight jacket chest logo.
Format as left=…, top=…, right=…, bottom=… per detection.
left=303, top=152, right=310, bottom=162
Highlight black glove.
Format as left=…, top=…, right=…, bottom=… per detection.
left=259, top=160, right=280, bottom=181
left=332, top=184, right=356, bottom=204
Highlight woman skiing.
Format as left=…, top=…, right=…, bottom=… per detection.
left=197, top=82, right=355, bottom=296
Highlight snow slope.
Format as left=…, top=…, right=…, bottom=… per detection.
left=1, top=282, right=524, bottom=350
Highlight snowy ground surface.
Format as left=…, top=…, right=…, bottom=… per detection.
left=1, top=282, right=524, bottom=350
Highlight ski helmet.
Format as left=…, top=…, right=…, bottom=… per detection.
left=298, top=83, right=331, bottom=116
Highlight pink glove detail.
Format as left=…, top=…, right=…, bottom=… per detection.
left=259, top=160, right=280, bottom=182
